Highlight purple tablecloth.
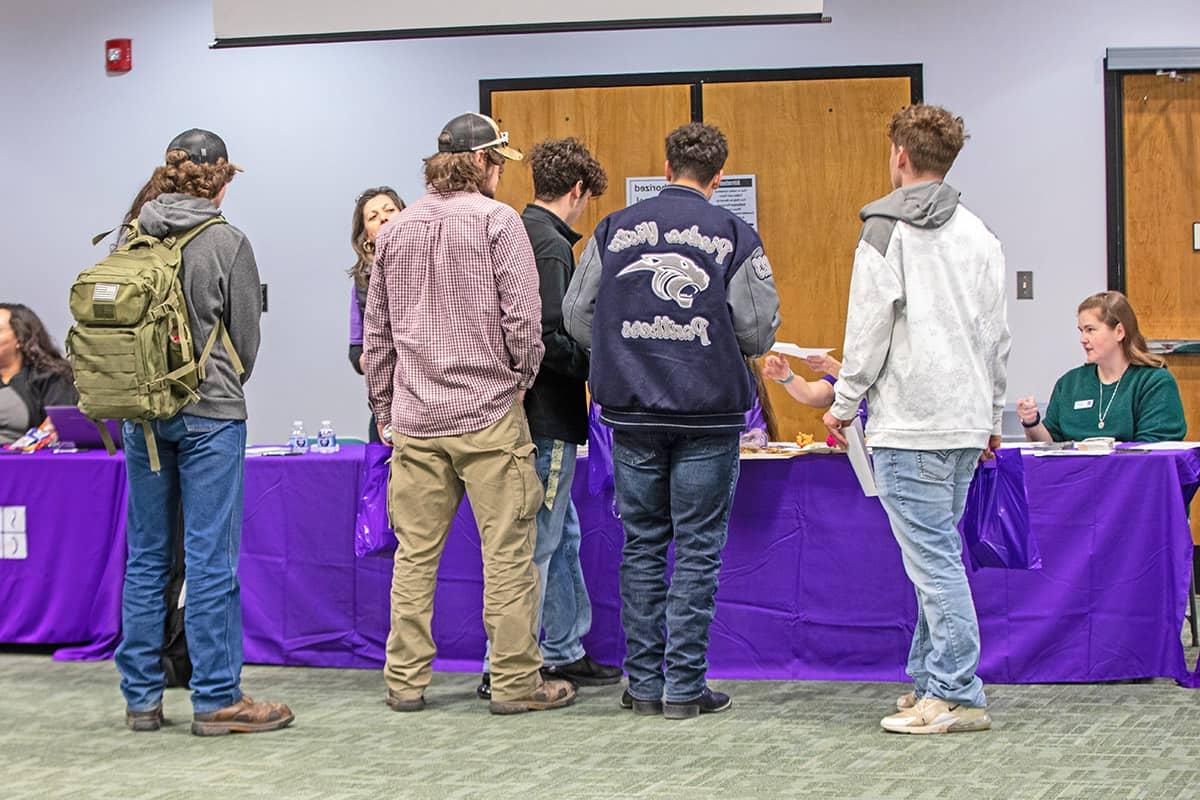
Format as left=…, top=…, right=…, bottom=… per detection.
left=3, top=445, right=1198, bottom=686
left=0, top=450, right=127, bottom=659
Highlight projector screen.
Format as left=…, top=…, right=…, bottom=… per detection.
left=211, top=1, right=826, bottom=47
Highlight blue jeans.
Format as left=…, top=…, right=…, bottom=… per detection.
left=612, top=430, right=740, bottom=703
left=116, top=413, right=247, bottom=714
left=536, top=438, right=591, bottom=666
left=873, top=447, right=986, bottom=708
left=482, top=436, right=592, bottom=669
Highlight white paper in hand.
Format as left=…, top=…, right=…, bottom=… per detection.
left=845, top=417, right=877, bottom=497
left=771, top=342, right=833, bottom=360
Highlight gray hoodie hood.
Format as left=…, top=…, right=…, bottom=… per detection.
left=857, top=181, right=961, bottom=258
left=138, top=193, right=222, bottom=238
left=134, top=192, right=262, bottom=421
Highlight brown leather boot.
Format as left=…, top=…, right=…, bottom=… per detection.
left=386, top=688, right=426, bottom=712
left=489, top=678, right=577, bottom=715
left=125, top=704, right=164, bottom=732
left=191, top=695, right=294, bottom=736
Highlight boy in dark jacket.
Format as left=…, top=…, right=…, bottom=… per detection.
left=477, top=138, right=621, bottom=698
left=564, top=123, right=780, bottom=719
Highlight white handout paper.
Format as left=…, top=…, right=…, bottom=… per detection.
left=770, top=342, right=833, bottom=360
left=845, top=417, right=877, bottom=497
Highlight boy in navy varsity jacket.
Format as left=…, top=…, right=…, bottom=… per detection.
left=564, top=123, right=779, bottom=719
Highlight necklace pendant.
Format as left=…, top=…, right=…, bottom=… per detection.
left=1098, top=420, right=1105, bottom=430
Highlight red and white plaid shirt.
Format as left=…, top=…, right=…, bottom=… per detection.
left=363, top=189, right=544, bottom=437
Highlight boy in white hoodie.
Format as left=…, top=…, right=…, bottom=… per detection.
left=823, top=105, right=1011, bottom=735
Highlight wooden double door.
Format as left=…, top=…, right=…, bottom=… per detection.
left=483, top=68, right=919, bottom=440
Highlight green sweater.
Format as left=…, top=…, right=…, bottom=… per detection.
left=1043, top=364, right=1186, bottom=442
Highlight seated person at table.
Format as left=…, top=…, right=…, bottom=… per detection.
left=1017, top=291, right=1186, bottom=443
left=0, top=303, right=77, bottom=445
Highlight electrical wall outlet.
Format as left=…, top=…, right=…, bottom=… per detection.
left=1017, top=271, right=1033, bottom=300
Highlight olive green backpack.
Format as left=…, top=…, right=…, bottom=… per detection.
left=67, top=218, right=243, bottom=470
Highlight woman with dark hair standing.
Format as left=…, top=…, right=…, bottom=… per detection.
left=347, top=187, right=404, bottom=441
left=116, top=129, right=292, bottom=737
left=0, top=303, right=77, bottom=444
left=1017, top=291, right=1186, bottom=442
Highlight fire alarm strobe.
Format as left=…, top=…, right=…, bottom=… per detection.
left=106, top=39, right=132, bottom=73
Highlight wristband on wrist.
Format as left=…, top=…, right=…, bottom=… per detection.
left=1020, top=411, right=1041, bottom=428
left=776, top=371, right=796, bottom=385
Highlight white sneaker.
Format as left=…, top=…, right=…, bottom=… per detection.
left=896, top=691, right=918, bottom=711
left=880, top=696, right=991, bottom=734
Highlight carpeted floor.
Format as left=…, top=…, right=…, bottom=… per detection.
left=2, top=650, right=1199, bottom=800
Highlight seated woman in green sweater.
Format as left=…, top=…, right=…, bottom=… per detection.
left=1017, top=291, right=1186, bottom=443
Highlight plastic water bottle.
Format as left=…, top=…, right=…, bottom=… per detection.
left=316, top=420, right=339, bottom=454
left=288, top=420, right=309, bottom=454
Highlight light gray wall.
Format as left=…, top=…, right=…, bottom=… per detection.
left=2, top=0, right=1194, bottom=442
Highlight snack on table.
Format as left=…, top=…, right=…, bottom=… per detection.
left=740, top=443, right=802, bottom=456
left=795, top=432, right=814, bottom=447
left=1077, top=436, right=1116, bottom=453
left=4, top=418, right=56, bottom=453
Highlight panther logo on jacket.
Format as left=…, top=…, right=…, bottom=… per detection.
left=617, top=253, right=711, bottom=309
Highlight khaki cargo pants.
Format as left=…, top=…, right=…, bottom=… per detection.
left=384, top=402, right=545, bottom=702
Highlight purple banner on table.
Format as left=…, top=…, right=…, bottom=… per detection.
left=239, top=447, right=375, bottom=667
left=332, top=447, right=1200, bottom=685
left=4, top=445, right=1198, bottom=687
left=0, top=450, right=127, bottom=661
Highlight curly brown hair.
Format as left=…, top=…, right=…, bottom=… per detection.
left=125, top=149, right=239, bottom=221
left=0, top=303, right=72, bottom=377
left=887, top=105, right=968, bottom=176
left=666, top=123, right=728, bottom=185
left=529, top=138, right=608, bottom=201
left=423, top=151, right=498, bottom=194
left=347, top=187, right=406, bottom=291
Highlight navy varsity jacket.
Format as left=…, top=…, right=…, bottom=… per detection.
left=563, top=184, right=780, bottom=433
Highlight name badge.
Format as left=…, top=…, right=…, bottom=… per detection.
left=1074, top=399, right=1094, bottom=410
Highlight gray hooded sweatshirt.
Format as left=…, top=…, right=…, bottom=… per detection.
left=831, top=181, right=1011, bottom=450
left=138, top=193, right=261, bottom=420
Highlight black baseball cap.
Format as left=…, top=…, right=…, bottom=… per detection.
left=166, top=128, right=243, bottom=171
left=437, top=113, right=523, bottom=161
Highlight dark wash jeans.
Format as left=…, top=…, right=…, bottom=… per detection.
left=612, top=429, right=740, bottom=703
